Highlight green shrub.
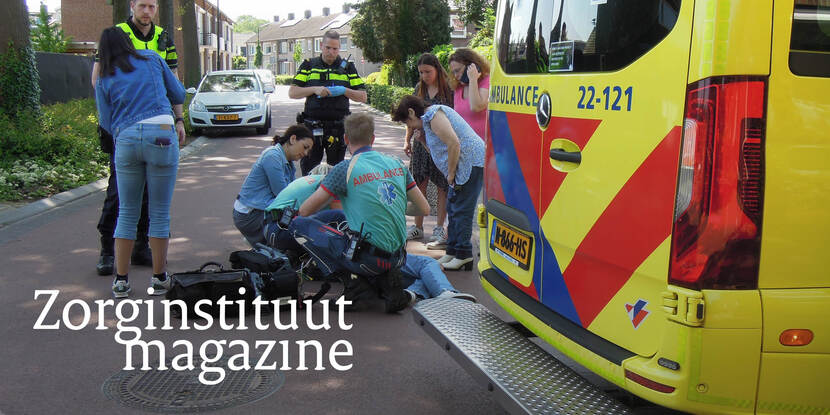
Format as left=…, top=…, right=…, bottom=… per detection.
left=366, top=84, right=414, bottom=114
left=274, top=75, right=294, bottom=85
left=182, top=94, right=194, bottom=135
left=0, top=98, right=109, bottom=201
left=365, top=71, right=382, bottom=85
left=431, top=44, right=454, bottom=73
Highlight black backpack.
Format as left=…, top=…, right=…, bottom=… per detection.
left=165, top=262, right=256, bottom=317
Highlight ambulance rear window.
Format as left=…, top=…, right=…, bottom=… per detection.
left=790, top=1, right=830, bottom=77
left=496, top=0, right=680, bottom=74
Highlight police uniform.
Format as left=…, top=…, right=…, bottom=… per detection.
left=95, top=19, right=178, bottom=274
left=293, top=56, right=365, bottom=175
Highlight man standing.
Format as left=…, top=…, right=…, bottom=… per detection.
left=92, top=0, right=185, bottom=275
left=290, top=113, right=429, bottom=312
left=289, top=30, right=367, bottom=175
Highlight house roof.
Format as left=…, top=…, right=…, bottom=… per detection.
left=247, top=12, right=356, bottom=44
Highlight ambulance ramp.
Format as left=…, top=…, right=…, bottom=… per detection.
left=413, top=298, right=632, bottom=415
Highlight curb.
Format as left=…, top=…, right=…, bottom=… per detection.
left=0, top=136, right=211, bottom=229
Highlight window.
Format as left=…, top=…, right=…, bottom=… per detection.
left=314, top=38, right=323, bottom=52
left=497, top=0, right=680, bottom=74
left=341, top=36, right=348, bottom=50
left=450, top=14, right=467, bottom=38
left=198, top=74, right=260, bottom=92
left=240, top=46, right=246, bottom=56
left=265, top=44, right=272, bottom=54
left=307, top=39, right=312, bottom=51
left=280, top=41, right=288, bottom=53
left=280, top=60, right=291, bottom=74
left=249, top=45, right=255, bottom=56
left=790, top=0, right=830, bottom=77
left=270, top=56, right=276, bottom=64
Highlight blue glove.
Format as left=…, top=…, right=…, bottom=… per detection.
left=327, top=86, right=346, bottom=97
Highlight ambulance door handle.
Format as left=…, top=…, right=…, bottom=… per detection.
left=549, top=148, right=582, bottom=164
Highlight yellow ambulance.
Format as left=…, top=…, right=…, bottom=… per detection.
left=461, top=0, right=829, bottom=413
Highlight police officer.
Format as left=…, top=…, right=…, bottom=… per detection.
left=91, top=0, right=185, bottom=275
left=289, top=30, right=367, bottom=176
left=289, top=113, right=429, bottom=312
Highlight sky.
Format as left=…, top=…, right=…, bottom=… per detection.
left=25, top=0, right=354, bottom=22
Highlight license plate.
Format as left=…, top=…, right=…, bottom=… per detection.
left=215, top=114, right=239, bottom=121
left=490, top=219, right=532, bottom=270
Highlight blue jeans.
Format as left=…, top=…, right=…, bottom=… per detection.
left=400, top=254, right=455, bottom=298
left=113, top=123, right=179, bottom=240
left=264, top=209, right=345, bottom=251
left=446, top=166, right=483, bottom=260
left=289, top=212, right=406, bottom=277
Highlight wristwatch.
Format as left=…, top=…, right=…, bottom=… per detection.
left=175, top=117, right=184, bottom=123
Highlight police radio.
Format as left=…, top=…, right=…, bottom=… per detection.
left=278, top=201, right=298, bottom=229
left=344, top=222, right=364, bottom=261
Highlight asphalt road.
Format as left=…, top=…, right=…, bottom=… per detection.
left=0, top=87, right=510, bottom=415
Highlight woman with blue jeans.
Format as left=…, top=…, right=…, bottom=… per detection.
left=233, top=125, right=313, bottom=246
left=392, top=95, right=485, bottom=271
left=95, top=27, right=185, bottom=298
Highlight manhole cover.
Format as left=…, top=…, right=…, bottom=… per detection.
left=102, top=356, right=284, bottom=413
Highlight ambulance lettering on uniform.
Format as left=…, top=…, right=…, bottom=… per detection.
left=352, top=168, right=404, bottom=186
left=625, top=299, right=650, bottom=329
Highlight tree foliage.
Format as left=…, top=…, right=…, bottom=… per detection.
left=254, top=43, right=263, bottom=68
left=1, top=1, right=40, bottom=117
left=351, top=0, right=450, bottom=85
left=293, top=40, right=303, bottom=68
left=457, top=0, right=495, bottom=27
left=232, top=55, right=247, bottom=69
left=468, top=6, right=495, bottom=48
left=30, top=4, right=71, bottom=53
left=234, top=15, right=268, bottom=34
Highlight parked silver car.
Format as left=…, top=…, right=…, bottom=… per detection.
left=186, top=70, right=273, bottom=136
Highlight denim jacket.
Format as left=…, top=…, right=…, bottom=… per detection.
left=95, top=49, right=185, bottom=136
left=237, top=145, right=296, bottom=210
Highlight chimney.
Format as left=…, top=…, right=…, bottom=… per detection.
left=342, top=4, right=350, bottom=13
left=304, top=10, right=311, bottom=19
left=288, top=12, right=295, bottom=20
left=273, top=15, right=279, bottom=22
left=322, top=7, right=330, bottom=16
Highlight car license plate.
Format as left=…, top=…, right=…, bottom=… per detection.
left=490, top=219, right=532, bottom=270
left=216, top=114, right=239, bottom=121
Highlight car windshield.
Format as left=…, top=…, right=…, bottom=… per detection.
left=199, top=74, right=260, bottom=92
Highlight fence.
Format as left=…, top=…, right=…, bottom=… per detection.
left=36, top=51, right=94, bottom=105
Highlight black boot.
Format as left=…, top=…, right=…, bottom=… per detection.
left=339, top=274, right=378, bottom=311
left=377, top=268, right=409, bottom=313
left=96, top=236, right=114, bottom=276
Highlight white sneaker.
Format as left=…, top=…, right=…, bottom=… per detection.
left=406, top=225, right=424, bottom=241
left=149, top=274, right=171, bottom=296
left=443, top=257, right=473, bottom=271
left=112, top=279, right=131, bottom=298
left=426, top=227, right=448, bottom=250
left=437, top=290, right=477, bottom=303
left=437, top=254, right=455, bottom=264
left=404, top=289, right=419, bottom=307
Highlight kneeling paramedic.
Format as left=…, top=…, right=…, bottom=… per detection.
left=289, top=113, right=429, bottom=312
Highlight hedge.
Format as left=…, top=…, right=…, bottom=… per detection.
left=365, top=84, right=414, bottom=114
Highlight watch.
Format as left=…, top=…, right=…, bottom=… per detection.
left=175, top=117, right=184, bottom=123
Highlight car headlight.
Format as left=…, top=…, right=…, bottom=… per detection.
left=191, top=100, right=206, bottom=112
left=245, top=102, right=262, bottom=111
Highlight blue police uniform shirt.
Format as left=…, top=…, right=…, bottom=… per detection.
left=320, top=148, right=415, bottom=253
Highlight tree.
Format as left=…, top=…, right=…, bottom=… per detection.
left=232, top=55, right=247, bottom=69
left=351, top=0, right=450, bottom=85
left=179, top=0, right=202, bottom=87
left=30, top=4, right=71, bottom=53
left=457, top=0, right=495, bottom=28
left=254, top=43, right=263, bottom=68
left=293, top=40, right=303, bottom=68
left=112, top=0, right=130, bottom=24
left=468, top=6, right=494, bottom=48
left=234, top=15, right=268, bottom=34
left=0, top=0, right=41, bottom=116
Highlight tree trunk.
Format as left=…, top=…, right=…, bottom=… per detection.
left=159, top=0, right=175, bottom=34
left=0, top=0, right=41, bottom=115
left=113, top=0, right=130, bottom=24
left=0, top=0, right=30, bottom=54
left=179, top=0, right=201, bottom=87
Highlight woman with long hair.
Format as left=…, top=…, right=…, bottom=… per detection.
left=448, top=48, right=491, bottom=140
left=403, top=53, right=453, bottom=249
left=94, top=26, right=186, bottom=298
left=233, top=125, right=314, bottom=247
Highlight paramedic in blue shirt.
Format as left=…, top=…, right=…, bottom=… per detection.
left=290, top=113, right=429, bottom=309
left=233, top=125, right=314, bottom=247
left=95, top=27, right=185, bottom=298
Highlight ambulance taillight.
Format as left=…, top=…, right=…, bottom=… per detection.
left=669, top=77, right=767, bottom=290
